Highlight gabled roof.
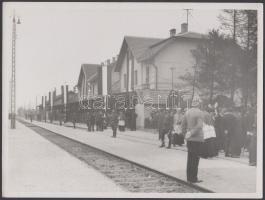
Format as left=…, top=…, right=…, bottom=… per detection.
left=115, top=36, right=164, bottom=72
left=77, top=64, right=101, bottom=87
left=139, top=31, right=207, bottom=61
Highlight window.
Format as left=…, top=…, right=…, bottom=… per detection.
left=124, top=74, right=127, bottom=89
left=146, top=66, right=149, bottom=84
left=134, top=70, right=138, bottom=85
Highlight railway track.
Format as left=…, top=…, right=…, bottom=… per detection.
left=18, top=119, right=213, bottom=193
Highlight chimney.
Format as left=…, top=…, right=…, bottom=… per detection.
left=107, top=59, right=111, bottom=65
left=181, top=23, right=188, bottom=33
left=170, top=28, right=176, bottom=37
left=112, top=57, right=116, bottom=63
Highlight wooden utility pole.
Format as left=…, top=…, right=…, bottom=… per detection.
left=10, top=13, right=21, bottom=129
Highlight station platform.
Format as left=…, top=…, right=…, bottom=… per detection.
left=2, top=122, right=125, bottom=197
left=26, top=119, right=258, bottom=194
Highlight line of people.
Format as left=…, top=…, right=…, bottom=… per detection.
left=78, top=109, right=138, bottom=136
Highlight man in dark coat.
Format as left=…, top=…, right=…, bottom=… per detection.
left=72, top=112, right=77, bottom=129
left=249, top=112, right=257, bottom=166
left=30, top=112, right=33, bottom=122
left=95, top=111, right=103, bottom=131
left=110, top=109, right=119, bottom=138
left=130, top=109, right=137, bottom=131
left=90, top=111, right=95, bottom=132
left=214, top=108, right=225, bottom=152
left=86, top=111, right=91, bottom=132
left=167, top=110, right=175, bottom=149
left=59, top=111, right=63, bottom=126
left=160, top=110, right=172, bottom=148
left=157, top=110, right=164, bottom=141
left=221, top=107, right=238, bottom=157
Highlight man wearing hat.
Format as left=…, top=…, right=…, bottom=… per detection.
left=181, top=97, right=204, bottom=183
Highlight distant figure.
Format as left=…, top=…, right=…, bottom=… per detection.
left=166, top=110, right=175, bottom=148
left=249, top=113, right=257, bottom=166
left=125, top=108, right=131, bottom=129
left=172, top=108, right=184, bottom=147
left=130, top=109, right=137, bottom=131
left=222, top=107, right=242, bottom=158
left=30, top=113, right=33, bottom=123
left=110, top=109, right=119, bottom=138
left=118, top=111, right=126, bottom=131
left=181, top=100, right=204, bottom=183
left=157, top=110, right=164, bottom=141
left=86, top=111, right=92, bottom=132
left=90, top=111, right=95, bottom=132
left=72, top=112, right=77, bottom=129
left=160, top=110, right=171, bottom=148
left=214, top=107, right=225, bottom=152
left=59, top=111, right=63, bottom=126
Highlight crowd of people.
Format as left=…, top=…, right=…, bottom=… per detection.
left=69, top=109, right=138, bottom=137
left=151, top=100, right=257, bottom=183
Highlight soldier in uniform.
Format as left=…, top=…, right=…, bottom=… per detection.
left=110, top=109, right=119, bottom=138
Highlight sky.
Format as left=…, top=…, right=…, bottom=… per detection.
left=3, top=2, right=259, bottom=110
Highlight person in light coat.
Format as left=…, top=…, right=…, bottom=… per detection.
left=181, top=100, right=204, bottom=183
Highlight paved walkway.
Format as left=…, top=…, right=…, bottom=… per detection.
left=51, top=120, right=250, bottom=164
left=2, top=122, right=126, bottom=197
left=28, top=119, right=257, bottom=193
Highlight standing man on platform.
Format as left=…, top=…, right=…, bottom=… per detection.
left=90, top=110, right=95, bottom=132
left=86, top=111, right=91, bottom=132
left=73, top=112, right=77, bottom=129
left=181, top=99, right=204, bottom=183
left=130, top=109, right=137, bottom=131
left=160, top=110, right=171, bottom=148
left=110, top=109, right=119, bottom=138
left=157, top=109, right=164, bottom=141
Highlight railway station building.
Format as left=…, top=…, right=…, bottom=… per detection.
left=113, top=23, right=206, bottom=127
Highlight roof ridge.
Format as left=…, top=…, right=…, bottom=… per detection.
left=124, top=35, right=164, bottom=40
left=82, top=63, right=101, bottom=66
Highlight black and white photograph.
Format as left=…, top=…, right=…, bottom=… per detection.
left=2, top=2, right=263, bottom=198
